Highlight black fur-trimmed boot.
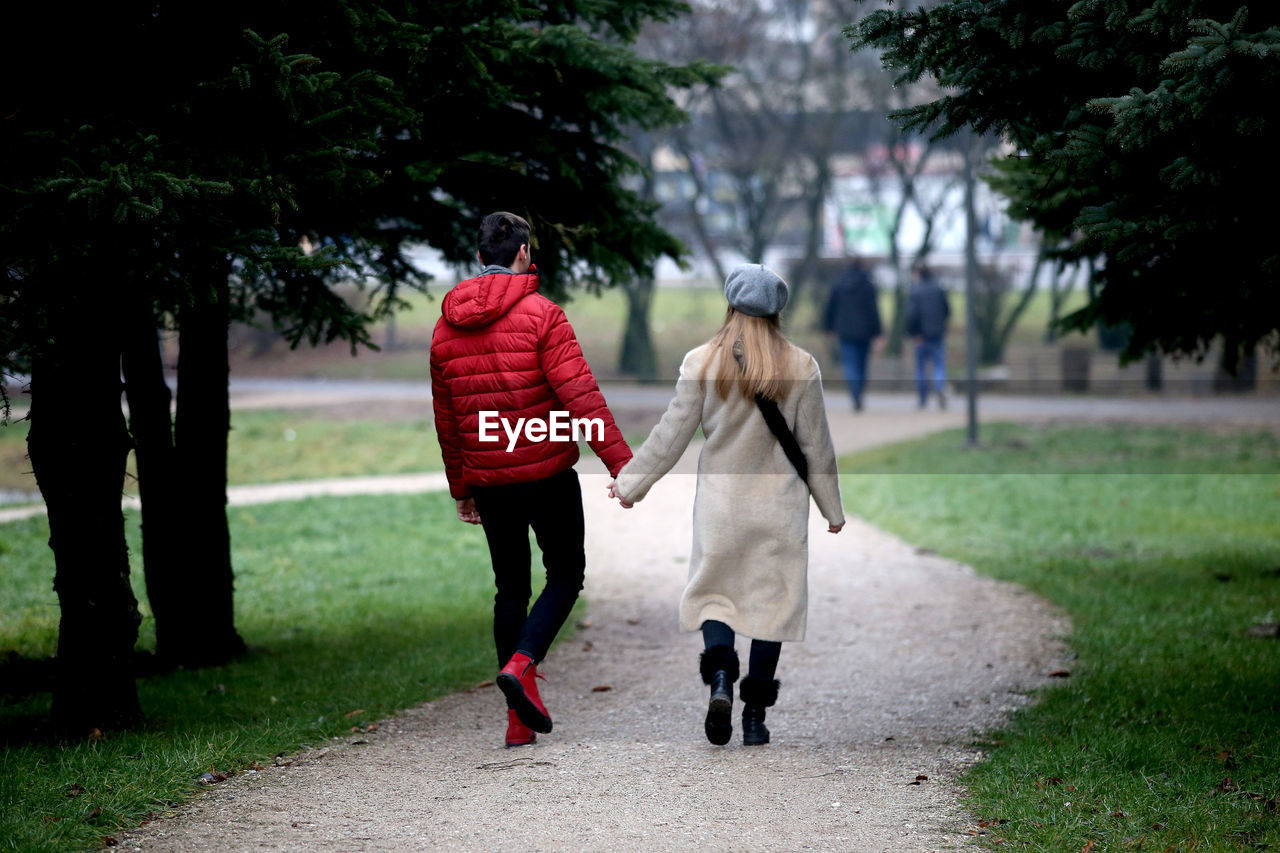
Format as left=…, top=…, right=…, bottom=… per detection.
left=699, top=646, right=740, bottom=746
left=739, top=676, right=780, bottom=746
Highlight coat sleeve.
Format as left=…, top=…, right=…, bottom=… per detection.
left=904, top=288, right=921, bottom=338
left=537, top=303, right=633, bottom=476
left=429, top=327, right=469, bottom=500
left=866, top=277, right=883, bottom=338
left=794, top=360, right=845, bottom=527
left=821, top=281, right=838, bottom=332
left=611, top=350, right=705, bottom=504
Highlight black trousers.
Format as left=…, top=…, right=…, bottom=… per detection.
left=702, top=619, right=782, bottom=681
left=471, top=468, right=586, bottom=668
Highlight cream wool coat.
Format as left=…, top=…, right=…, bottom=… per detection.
left=613, top=342, right=845, bottom=642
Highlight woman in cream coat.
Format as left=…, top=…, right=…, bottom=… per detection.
left=609, top=264, right=845, bottom=746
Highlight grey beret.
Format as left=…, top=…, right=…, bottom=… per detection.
left=724, top=263, right=789, bottom=317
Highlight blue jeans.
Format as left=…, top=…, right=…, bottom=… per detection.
left=837, top=338, right=872, bottom=406
left=914, top=337, right=947, bottom=404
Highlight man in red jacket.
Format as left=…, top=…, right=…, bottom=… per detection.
left=430, top=211, right=632, bottom=747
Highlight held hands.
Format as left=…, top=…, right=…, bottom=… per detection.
left=456, top=497, right=482, bottom=524
left=607, top=481, right=634, bottom=509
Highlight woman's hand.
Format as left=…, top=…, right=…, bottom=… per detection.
left=607, top=481, right=634, bottom=509
left=828, top=521, right=844, bottom=534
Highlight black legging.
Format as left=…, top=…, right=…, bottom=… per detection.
left=701, top=619, right=781, bottom=681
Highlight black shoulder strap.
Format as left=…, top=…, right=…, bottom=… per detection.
left=754, top=393, right=809, bottom=486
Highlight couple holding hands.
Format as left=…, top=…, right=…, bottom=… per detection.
left=430, top=212, right=844, bottom=749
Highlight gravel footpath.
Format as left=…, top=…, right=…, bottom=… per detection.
left=117, top=408, right=1070, bottom=852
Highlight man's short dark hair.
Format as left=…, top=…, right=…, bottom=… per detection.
left=478, top=211, right=531, bottom=267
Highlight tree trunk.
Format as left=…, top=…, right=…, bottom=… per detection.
left=791, top=156, right=832, bottom=308
left=121, top=308, right=184, bottom=665
left=673, top=130, right=727, bottom=284
left=619, top=277, right=657, bottom=377
left=28, top=287, right=142, bottom=734
left=885, top=269, right=908, bottom=358
left=172, top=264, right=246, bottom=667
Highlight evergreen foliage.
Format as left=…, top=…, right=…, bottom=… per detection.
left=2, top=1, right=715, bottom=376
left=848, top=1, right=1280, bottom=367
left=0, top=1, right=713, bottom=729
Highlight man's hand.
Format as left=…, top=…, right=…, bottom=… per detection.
left=456, top=498, right=482, bottom=524
left=607, top=481, right=634, bottom=509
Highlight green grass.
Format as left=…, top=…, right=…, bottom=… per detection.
left=0, top=409, right=442, bottom=496
left=0, top=492, right=512, bottom=851
left=839, top=423, right=1280, bottom=851
left=222, top=409, right=440, bottom=483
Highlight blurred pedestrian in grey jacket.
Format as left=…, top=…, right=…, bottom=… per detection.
left=905, top=264, right=951, bottom=409
left=822, top=258, right=882, bottom=411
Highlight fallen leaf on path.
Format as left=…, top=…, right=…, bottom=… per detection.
left=366, top=723, right=378, bottom=732
left=626, top=618, right=640, bottom=625
left=344, top=709, right=365, bottom=718
left=196, top=771, right=226, bottom=785
left=582, top=641, right=594, bottom=651
left=908, top=774, right=927, bottom=785
left=576, top=619, right=593, bottom=629
left=592, top=685, right=613, bottom=692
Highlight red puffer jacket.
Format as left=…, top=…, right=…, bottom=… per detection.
left=430, top=267, right=632, bottom=499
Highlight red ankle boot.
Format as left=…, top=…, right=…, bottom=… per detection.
left=497, top=652, right=552, bottom=734
left=505, top=709, right=536, bottom=747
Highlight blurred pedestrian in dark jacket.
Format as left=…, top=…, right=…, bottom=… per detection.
left=822, top=258, right=882, bottom=411
left=905, top=263, right=951, bottom=409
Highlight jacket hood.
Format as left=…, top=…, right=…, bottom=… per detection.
left=441, top=266, right=540, bottom=330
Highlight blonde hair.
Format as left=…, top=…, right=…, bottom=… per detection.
left=702, top=307, right=792, bottom=401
